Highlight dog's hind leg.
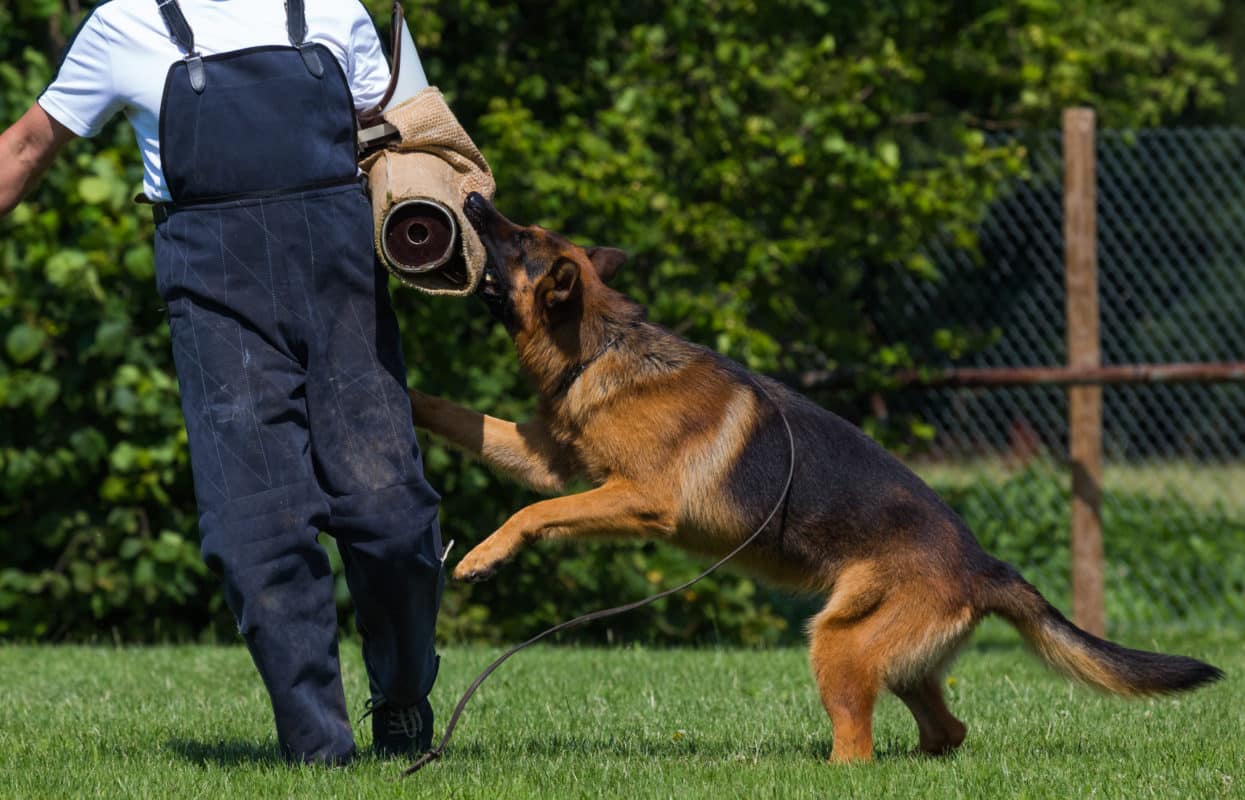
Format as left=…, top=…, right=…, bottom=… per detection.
left=808, top=564, right=888, bottom=763
left=885, top=583, right=974, bottom=757
left=810, top=562, right=977, bottom=763
left=810, top=628, right=881, bottom=763
left=893, top=676, right=967, bottom=756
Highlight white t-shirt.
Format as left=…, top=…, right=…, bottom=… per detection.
left=39, top=0, right=403, bottom=201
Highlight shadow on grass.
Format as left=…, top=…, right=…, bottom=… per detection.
left=163, top=734, right=971, bottom=770
left=443, top=733, right=807, bottom=761
left=441, top=732, right=936, bottom=764
left=165, top=737, right=282, bottom=767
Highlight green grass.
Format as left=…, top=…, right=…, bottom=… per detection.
left=911, top=459, right=1245, bottom=513
left=1, top=626, right=1240, bottom=799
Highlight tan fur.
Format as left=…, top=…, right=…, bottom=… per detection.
left=675, top=387, right=758, bottom=537
left=452, top=479, right=677, bottom=581
left=408, top=390, right=574, bottom=495
left=1015, top=617, right=1136, bottom=696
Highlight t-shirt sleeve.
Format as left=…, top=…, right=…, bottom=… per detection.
left=37, top=12, right=123, bottom=138
left=348, top=3, right=428, bottom=113
left=348, top=6, right=391, bottom=112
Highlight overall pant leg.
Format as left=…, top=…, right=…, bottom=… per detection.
left=299, top=188, right=445, bottom=707
left=157, top=205, right=355, bottom=764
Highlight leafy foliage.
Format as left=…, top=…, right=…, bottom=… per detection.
left=934, top=466, right=1245, bottom=628
left=0, top=1, right=1234, bottom=641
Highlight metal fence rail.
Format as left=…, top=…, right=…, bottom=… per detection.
left=885, top=125, right=1245, bottom=633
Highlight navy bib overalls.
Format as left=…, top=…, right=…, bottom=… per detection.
left=151, top=0, right=443, bottom=763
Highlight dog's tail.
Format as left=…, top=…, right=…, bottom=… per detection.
left=978, top=559, right=1223, bottom=696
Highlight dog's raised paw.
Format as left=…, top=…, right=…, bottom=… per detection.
left=453, top=563, right=498, bottom=583
left=452, top=547, right=509, bottom=582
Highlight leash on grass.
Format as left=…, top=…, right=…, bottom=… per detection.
left=402, top=386, right=796, bottom=778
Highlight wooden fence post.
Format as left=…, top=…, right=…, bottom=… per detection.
left=1063, top=107, right=1106, bottom=636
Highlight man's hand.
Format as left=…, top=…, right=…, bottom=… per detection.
left=0, top=104, right=76, bottom=217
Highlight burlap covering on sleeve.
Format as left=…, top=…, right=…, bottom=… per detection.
left=362, top=87, right=496, bottom=296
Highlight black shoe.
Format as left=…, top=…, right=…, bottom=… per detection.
left=363, top=695, right=434, bottom=757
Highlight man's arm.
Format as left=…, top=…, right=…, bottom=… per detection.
left=0, top=104, right=76, bottom=217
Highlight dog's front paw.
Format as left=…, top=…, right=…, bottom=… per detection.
left=452, top=541, right=514, bottom=583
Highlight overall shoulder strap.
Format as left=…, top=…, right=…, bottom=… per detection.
left=157, top=0, right=195, bottom=54
left=285, top=0, right=325, bottom=78
left=156, top=0, right=206, bottom=93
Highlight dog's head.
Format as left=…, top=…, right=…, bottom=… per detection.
left=463, top=192, right=627, bottom=337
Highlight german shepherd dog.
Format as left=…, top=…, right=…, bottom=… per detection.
left=407, top=192, right=1223, bottom=762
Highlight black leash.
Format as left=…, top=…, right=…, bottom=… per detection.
left=402, top=386, right=796, bottom=778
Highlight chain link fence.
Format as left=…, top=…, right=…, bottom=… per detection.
left=885, top=128, right=1245, bottom=633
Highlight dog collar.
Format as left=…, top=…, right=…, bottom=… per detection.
left=554, top=333, right=621, bottom=396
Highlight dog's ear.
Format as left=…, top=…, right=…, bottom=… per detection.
left=541, top=259, right=580, bottom=308
left=586, top=247, right=627, bottom=284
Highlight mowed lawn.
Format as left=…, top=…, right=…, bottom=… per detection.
left=1, top=626, right=1240, bottom=799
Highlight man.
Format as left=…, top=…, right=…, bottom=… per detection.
left=0, top=0, right=445, bottom=766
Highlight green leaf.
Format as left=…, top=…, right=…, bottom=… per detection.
left=78, top=176, right=112, bottom=204
left=44, top=250, right=90, bottom=288
left=878, top=140, right=900, bottom=168
left=4, top=324, right=45, bottom=364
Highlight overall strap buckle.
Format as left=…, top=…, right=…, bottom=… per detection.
left=156, top=0, right=206, bottom=93
left=184, top=54, right=206, bottom=94
left=285, top=0, right=325, bottom=78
